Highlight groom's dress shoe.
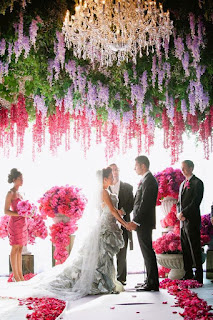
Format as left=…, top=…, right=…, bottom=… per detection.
left=136, top=284, right=159, bottom=292
left=193, top=276, right=203, bottom=284
left=135, top=280, right=147, bottom=288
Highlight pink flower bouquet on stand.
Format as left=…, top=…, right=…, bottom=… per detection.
left=38, top=185, right=87, bottom=265
left=154, top=167, right=185, bottom=205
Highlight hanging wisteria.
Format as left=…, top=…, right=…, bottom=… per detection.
left=0, top=1, right=212, bottom=163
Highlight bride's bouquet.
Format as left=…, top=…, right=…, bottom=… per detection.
left=17, top=200, right=37, bottom=218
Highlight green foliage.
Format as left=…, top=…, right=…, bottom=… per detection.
left=0, top=0, right=212, bottom=121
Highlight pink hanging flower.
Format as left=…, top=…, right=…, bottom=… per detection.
left=27, top=213, right=48, bottom=245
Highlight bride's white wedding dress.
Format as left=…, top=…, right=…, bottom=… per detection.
left=0, top=192, right=124, bottom=318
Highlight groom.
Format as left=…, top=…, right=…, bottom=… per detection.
left=128, top=155, right=159, bottom=291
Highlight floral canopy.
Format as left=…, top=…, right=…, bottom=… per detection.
left=0, top=0, right=212, bottom=162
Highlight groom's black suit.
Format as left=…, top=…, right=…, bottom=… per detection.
left=109, top=182, right=134, bottom=283
left=133, top=172, right=159, bottom=288
left=177, top=175, right=204, bottom=281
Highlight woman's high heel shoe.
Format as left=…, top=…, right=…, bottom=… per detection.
left=12, top=276, right=17, bottom=282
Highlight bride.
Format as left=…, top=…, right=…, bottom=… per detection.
left=0, top=167, right=130, bottom=318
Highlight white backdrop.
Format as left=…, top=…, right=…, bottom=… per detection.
left=0, top=127, right=212, bottom=275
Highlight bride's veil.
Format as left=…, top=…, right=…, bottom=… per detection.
left=0, top=170, right=104, bottom=306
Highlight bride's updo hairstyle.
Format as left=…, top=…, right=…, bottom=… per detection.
left=8, top=168, right=22, bottom=183
left=97, top=167, right=112, bottom=181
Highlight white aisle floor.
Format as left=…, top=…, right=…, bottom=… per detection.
left=0, top=273, right=212, bottom=320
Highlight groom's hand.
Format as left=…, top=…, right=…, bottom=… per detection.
left=128, top=222, right=137, bottom=231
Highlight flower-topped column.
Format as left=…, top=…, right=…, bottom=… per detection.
left=154, top=167, right=185, bottom=233
left=38, top=185, right=87, bottom=265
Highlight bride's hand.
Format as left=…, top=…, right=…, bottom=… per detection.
left=125, top=222, right=132, bottom=231
left=117, top=209, right=124, bottom=217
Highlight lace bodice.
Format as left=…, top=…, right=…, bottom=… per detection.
left=101, top=192, right=119, bottom=226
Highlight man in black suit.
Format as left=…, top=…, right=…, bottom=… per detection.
left=177, top=160, right=204, bottom=284
left=109, top=163, right=134, bottom=285
left=128, top=155, right=159, bottom=291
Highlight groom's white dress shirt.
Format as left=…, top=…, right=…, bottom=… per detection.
left=110, top=180, right=120, bottom=196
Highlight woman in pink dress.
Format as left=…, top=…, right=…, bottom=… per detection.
left=4, top=168, right=28, bottom=282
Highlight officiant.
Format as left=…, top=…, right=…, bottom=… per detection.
left=109, top=163, right=134, bottom=285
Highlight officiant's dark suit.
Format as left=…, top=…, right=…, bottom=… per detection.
left=131, top=156, right=159, bottom=291
left=109, top=164, right=134, bottom=284
left=177, top=161, right=204, bottom=283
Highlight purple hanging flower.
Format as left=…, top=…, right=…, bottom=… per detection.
left=64, top=86, right=74, bottom=113
left=87, top=81, right=97, bottom=109
left=8, top=43, right=13, bottom=63
left=122, top=110, right=134, bottom=125
left=182, top=52, right=190, bottom=77
left=77, top=66, right=86, bottom=96
left=165, top=92, right=174, bottom=123
left=181, top=99, right=188, bottom=121
left=29, top=19, right=39, bottom=48
left=174, top=36, right=185, bottom=60
left=34, top=95, right=48, bottom=117
left=123, top=70, right=129, bottom=86
left=163, top=38, right=169, bottom=60
left=98, top=82, right=109, bottom=107
left=157, top=68, right=165, bottom=92
left=56, top=31, right=65, bottom=69
left=0, top=38, right=6, bottom=56
left=188, top=81, right=196, bottom=115
left=196, top=64, right=206, bottom=82
left=65, top=60, right=76, bottom=80
left=197, top=16, right=205, bottom=48
left=132, top=64, right=137, bottom=79
left=189, top=13, right=196, bottom=39
left=23, top=36, right=30, bottom=58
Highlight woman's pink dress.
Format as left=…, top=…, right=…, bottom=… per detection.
left=8, top=198, right=28, bottom=246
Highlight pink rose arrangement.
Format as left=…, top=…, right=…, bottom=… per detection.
left=201, top=213, right=213, bottom=244
left=154, top=214, right=212, bottom=255
left=153, top=231, right=182, bottom=254
left=17, top=200, right=37, bottom=218
left=154, top=167, right=185, bottom=205
left=38, top=185, right=87, bottom=265
left=38, top=185, right=87, bottom=220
